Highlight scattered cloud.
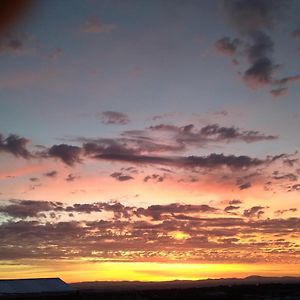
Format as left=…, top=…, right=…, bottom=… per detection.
left=0, top=199, right=62, bottom=219
left=0, top=199, right=298, bottom=263
left=110, top=172, right=134, bottom=181
left=243, top=206, right=267, bottom=219
left=214, top=37, right=241, bottom=56
left=270, top=87, right=288, bottom=97
left=66, top=173, right=79, bottom=182
left=47, top=144, right=82, bottom=166
left=144, top=174, right=165, bottom=183
left=216, top=0, right=300, bottom=95
left=81, top=18, right=116, bottom=34
left=0, top=133, right=32, bottom=158
left=239, top=182, right=252, bottom=190
left=100, top=111, right=130, bottom=125
left=43, top=170, right=58, bottom=178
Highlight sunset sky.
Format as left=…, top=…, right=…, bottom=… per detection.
left=0, top=0, right=300, bottom=283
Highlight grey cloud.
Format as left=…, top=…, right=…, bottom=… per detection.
left=283, top=158, right=299, bottom=167
left=217, top=0, right=298, bottom=94
left=243, top=57, right=277, bottom=88
left=243, top=206, right=267, bottom=218
left=222, top=0, right=287, bottom=33
left=287, top=183, right=300, bottom=192
left=110, top=172, right=134, bottom=182
left=29, top=177, right=38, bottom=182
left=135, top=203, right=218, bottom=221
left=276, top=75, right=300, bottom=85
left=0, top=199, right=298, bottom=263
left=239, top=182, right=252, bottom=190
left=224, top=205, right=240, bottom=212
left=66, top=174, right=79, bottom=182
left=0, top=133, right=32, bottom=158
left=95, top=152, right=264, bottom=170
left=48, top=144, right=82, bottom=166
left=246, top=31, right=274, bottom=62
left=229, top=199, right=243, bottom=205
left=0, top=200, right=62, bottom=219
left=144, top=174, right=165, bottom=183
left=199, top=123, right=277, bottom=143
left=44, top=170, right=58, bottom=178
left=0, top=34, right=24, bottom=55
left=275, top=208, right=297, bottom=216
left=273, top=172, right=298, bottom=182
left=214, top=37, right=241, bottom=56
left=146, top=123, right=277, bottom=149
left=101, top=111, right=130, bottom=125
left=270, top=87, right=288, bottom=97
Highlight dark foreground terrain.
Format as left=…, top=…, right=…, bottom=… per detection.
left=1, top=283, right=300, bottom=300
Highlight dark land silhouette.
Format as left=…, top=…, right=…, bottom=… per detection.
left=1, top=276, right=300, bottom=300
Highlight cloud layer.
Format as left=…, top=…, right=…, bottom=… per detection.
left=0, top=199, right=298, bottom=263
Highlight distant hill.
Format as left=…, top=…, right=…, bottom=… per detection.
left=71, top=276, right=300, bottom=292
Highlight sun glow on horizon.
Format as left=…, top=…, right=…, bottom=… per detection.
left=1, top=261, right=300, bottom=283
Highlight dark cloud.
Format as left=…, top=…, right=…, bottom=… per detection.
left=0, top=133, right=32, bottom=158
left=0, top=121, right=277, bottom=168
left=241, top=31, right=278, bottom=88
left=222, top=0, right=287, bottom=33
left=239, top=182, right=252, bottom=190
left=66, top=173, right=79, bottom=182
left=81, top=135, right=185, bottom=156
left=272, top=172, right=298, bottom=182
left=0, top=36, right=23, bottom=54
left=270, top=87, right=288, bottom=97
left=96, top=152, right=264, bottom=170
left=199, top=123, right=277, bottom=143
left=82, top=138, right=138, bottom=156
left=0, top=199, right=62, bottom=219
left=135, top=203, right=218, bottom=221
left=287, top=183, right=300, bottom=192
left=247, top=30, right=274, bottom=62
left=144, top=174, right=165, bottom=183
left=0, top=125, right=278, bottom=173
left=283, top=158, right=298, bottom=167
left=243, top=57, right=277, bottom=89
left=217, top=0, right=299, bottom=94
left=224, top=205, right=240, bottom=212
left=276, top=75, right=300, bottom=85
left=229, top=199, right=243, bottom=205
left=101, top=111, right=130, bottom=125
left=65, top=203, right=102, bottom=214
left=270, top=76, right=300, bottom=97
left=143, top=123, right=278, bottom=152
left=48, top=144, right=82, bottom=166
left=243, top=206, right=267, bottom=218
left=110, top=172, right=134, bottom=182
left=214, top=37, right=241, bottom=56
left=29, top=177, right=38, bottom=182
left=43, top=170, right=58, bottom=178
left=0, top=199, right=298, bottom=263
left=275, top=208, right=297, bottom=216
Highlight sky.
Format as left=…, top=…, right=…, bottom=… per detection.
left=0, top=0, right=300, bottom=283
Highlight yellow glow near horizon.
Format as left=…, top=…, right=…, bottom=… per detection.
left=169, top=231, right=191, bottom=240
left=1, top=261, right=299, bottom=283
